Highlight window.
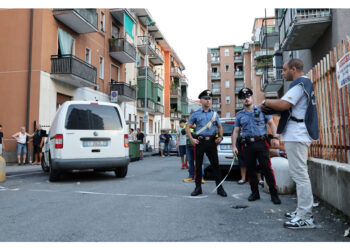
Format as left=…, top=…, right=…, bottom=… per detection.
left=85, top=48, right=91, bottom=64
left=225, top=80, right=230, bottom=88
left=100, top=11, right=105, bottom=32
left=225, top=65, right=229, bottom=72
left=111, top=23, right=120, bottom=38
left=225, top=48, right=229, bottom=56
left=226, top=96, right=230, bottom=104
left=212, top=67, right=218, bottom=73
left=99, top=57, right=104, bottom=79
left=65, top=104, right=123, bottom=130
left=226, top=112, right=230, bottom=118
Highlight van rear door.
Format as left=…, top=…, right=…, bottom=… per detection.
left=61, top=103, right=127, bottom=159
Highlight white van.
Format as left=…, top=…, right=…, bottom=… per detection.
left=42, top=101, right=129, bottom=181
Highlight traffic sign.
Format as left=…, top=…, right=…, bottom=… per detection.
left=111, top=91, right=118, bottom=102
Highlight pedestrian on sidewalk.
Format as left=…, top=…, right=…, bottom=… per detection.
left=0, top=124, right=4, bottom=156
left=128, top=128, right=135, bottom=141
left=32, top=124, right=46, bottom=165
left=159, top=130, right=166, bottom=157
left=12, top=126, right=33, bottom=165
left=164, top=130, right=171, bottom=157
left=186, top=89, right=227, bottom=197
left=177, top=119, right=188, bottom=169
left=136, top=128, right=145, bottom=160
left=232, top=88, right=281, bottom=205
left=260, top=58, right=319, bottom=229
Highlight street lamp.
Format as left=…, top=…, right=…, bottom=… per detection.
left=143, top=21, right=156, bottom=136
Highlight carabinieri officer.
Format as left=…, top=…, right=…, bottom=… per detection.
left=186, top=90, right=227, bottom=197
left=231, top=88, right=281, bottom=204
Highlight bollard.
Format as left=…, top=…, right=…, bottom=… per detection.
left=263, top=157, right=295, bottom=195
left=0, top=156, right=6, bottom=182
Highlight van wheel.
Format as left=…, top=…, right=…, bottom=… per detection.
left=114, top=165, right=128, bottom=178
left=49, top=154, right=61, bottom=182
left=41, top=155, right=49, bottom=173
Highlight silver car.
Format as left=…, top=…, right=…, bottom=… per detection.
left=203, top=117, right=239, bottom=175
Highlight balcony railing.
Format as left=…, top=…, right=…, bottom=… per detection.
left=110, top=81, right=136, bottom=102
left=212, top=88, right=221, bottom=95
left=137, top=67, right=156, bottom=83
left=211, top=57, right=220, bottom=64
left=137, top=98, right=155, bottom=112
left=181, top=96, right=188, bottom=103
left=234, top=56, right=243, bottom=63
left=260, top=67, right=284, bottom=94
left=137, top=36, right=157, bottom=56
left=109, top=37, right=136, bottom=63
left=171, top=67, right=182, bottom=78
left=235, top=103, right=244, bottom=110
left=171, top=87, right=181, bottom=97
left=170, top=110, right=182, bottom=120
left=155, top=75, right=164, bottom=87
left=234, top=71, right=244, bottom=79
left=50, top=54, right=97, bottom=88
left=53, top=9, right=98, bottom=33
left=180, top=76, right=188, bottom=86
left=155, top=103, right=164, bottom=114
left=211, top=72, right=221, bottom=80
left=149, top=47, right=164, bottom=66
left=212, top=103, right=221, bottom=111
left=254, top=50, right=275, bottom=59
left=260, top=18, right=279, bottom=50
left=279, top=8, right=332, bottom=51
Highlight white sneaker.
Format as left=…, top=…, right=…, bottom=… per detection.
left=284, top=216, right=315, bottom=229
left=284, top=210, right=297, bottom=219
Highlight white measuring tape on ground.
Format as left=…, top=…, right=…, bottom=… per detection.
left=211, top=153, right=237, bottom=193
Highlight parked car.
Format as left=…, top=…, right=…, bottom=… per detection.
left=203, top=117, right=239, bottom=177
left=42, top=101, right=129, bottom=181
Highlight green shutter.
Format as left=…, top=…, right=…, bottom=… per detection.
left=124, top=12, right=134, bottom=40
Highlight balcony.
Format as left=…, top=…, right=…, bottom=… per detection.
left=149, top=47, right=164, bottom=66
left=234, top=71, right=244, bottom=79
left=137, top=67, right=156, bottom=83
left=181, top=96, right=188, bottom=103
left=212, top=103, right=221, bottom=111
left=109, top=38, right=136, bottom=63
left=170, top=110, right=182, bottom=120
left=50, top=54, right=97, bottom=88
left=155, top=75, right=164, bottom=87
left=53, top=9, right=98, bottom=33
left=260, top=67, right=284, bottom=98
left=212, top=88, right=221, bottom=95
left=180, top=76, right=188, bottom=86
left=171, top=87, right=181, bottom=98
left=155, top=103, right=164, bottom=114
left=235, top=103, right=244, bottom=110
left=137, top=36, right=157, bottom=56
left=110, top=81, right=136, bottom=102
left=211, top=56, right=220, bottom=64
left=137, top=98, right=155, bottom=113
left=254, top=50, right=275, bottom=60
left=171, top=67, right=182, bottom=78
left=260, top=18, right=279, bottom=49
left=211, top=72, right=221, bottom=80
left=235, top=87, right=244, bottom=94
left=234, top=56, right=243, bottom=63
left=279, top=9, right=332, bottom=51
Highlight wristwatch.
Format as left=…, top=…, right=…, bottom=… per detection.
left=261, top=99, right=266, bottom=106
left=272, top=136, right=279, bottom=140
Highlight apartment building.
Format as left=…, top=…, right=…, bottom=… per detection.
left=0, top=8, right=188, bottom=161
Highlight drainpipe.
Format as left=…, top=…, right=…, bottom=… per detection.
left=26, top=8, right=34, bottom=132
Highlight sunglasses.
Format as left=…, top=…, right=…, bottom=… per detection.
left=201, top=96, right=211, bottom=100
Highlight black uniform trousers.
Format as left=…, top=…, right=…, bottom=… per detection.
left=194, top=139, right=222, bottom=186
left=242, top=139, right=278, bottom=195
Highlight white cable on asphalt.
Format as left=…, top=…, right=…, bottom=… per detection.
left=211, top=153, right=237, bottom=193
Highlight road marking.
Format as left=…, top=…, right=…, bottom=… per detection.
left=231, top=193, right=244, bottom=200
left=183, top=195, right=208, bottom=199
left=6, top=171, right=43, bottom=178
left=75, top=190, right=168, bottom=198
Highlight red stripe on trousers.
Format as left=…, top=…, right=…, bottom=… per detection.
left=265, top=140, right=277, bottom=186
left=194, top=144, right=197, bottom=180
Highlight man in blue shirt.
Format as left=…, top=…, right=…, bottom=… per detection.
left=232, top=88, right=281, bottom=205
left=186, top=90, right=227, bottom=197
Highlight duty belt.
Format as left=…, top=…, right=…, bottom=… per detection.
left=290, top=116, right=304, bottom=123
left=241, top=135, right=267, bottom=144
left=198, top=135, right=215, bottom=141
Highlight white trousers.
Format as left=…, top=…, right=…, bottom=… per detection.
left=284, top=141, right=313, bottom=219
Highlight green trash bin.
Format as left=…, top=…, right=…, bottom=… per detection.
left=129, top=141, right=140, bottom=161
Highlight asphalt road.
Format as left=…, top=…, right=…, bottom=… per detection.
left=0, top=156, right=349, bottom=242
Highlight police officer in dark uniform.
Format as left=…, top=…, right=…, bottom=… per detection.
left=186, top=90, right=227, bottom=197
left=231, top=88, right=281, bottom=204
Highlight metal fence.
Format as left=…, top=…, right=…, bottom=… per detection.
left=308, top=38, right=350, bottom=164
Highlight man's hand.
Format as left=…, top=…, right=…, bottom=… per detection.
left=190, top=138, right=199, bottom=146
left=232, top=146, right=238, bottom=156
left=215, top=137, right=223, bottom=144
left=271, top=139, right=280, bottom=148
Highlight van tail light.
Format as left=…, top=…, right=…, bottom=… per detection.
left=55, top=134, right=63, bottom=149
left=124, top=134, right=129, bottom=148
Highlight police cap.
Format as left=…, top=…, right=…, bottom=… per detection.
left=198, top=89, right=213, bottom=99
left=238, top=88, right=253, bottom=99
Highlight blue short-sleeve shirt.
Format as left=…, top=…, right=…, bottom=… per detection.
left=235, top=105, right=271, bottom=138
left=188, top=108, right=221, bottom=136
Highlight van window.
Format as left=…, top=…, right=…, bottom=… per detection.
left=65, top=104, right=123, bottom=130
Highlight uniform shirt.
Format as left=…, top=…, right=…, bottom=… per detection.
left=177, top=127, right=187, bottom=146
left=235, top=105, right=271, bottom=138
left=188, top=108, right=221, bottom=136
left=281, top=83, right=312, bottom=142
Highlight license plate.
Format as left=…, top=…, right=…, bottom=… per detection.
left=83, top=141, right=108, bottom=147
left=220, top=144, right=232, bottom=150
